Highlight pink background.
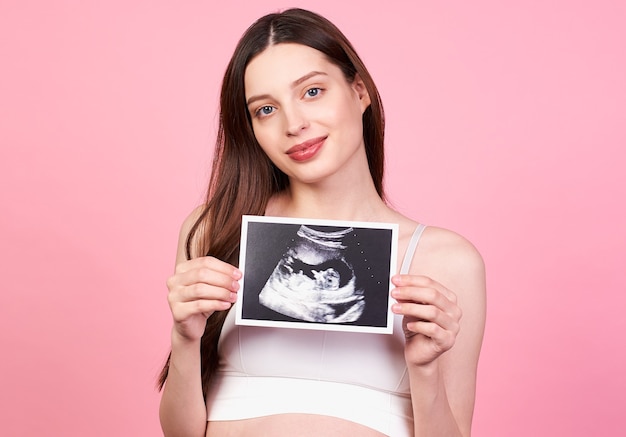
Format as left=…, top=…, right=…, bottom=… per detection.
left=2, top=1, right=625, bottom=436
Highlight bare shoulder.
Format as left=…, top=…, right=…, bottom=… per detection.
left=417, top=226, right=485, bottom=283
left=179, top=205, right=206, bottom=238
left=389, top=211, right=484, bottom=291
left=409, top=224, right=486, bottom=316
left=173, top=205, right=207, bottom=266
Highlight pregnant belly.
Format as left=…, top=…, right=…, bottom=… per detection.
left=206, top=413, right=388, bottom=437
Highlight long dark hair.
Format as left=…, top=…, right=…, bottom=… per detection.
left=158, top=7, right=386, bottom=398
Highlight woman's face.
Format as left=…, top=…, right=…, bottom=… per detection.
left=244, top=43, right=371, bottom=186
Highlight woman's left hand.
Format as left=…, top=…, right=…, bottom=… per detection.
left=391, top=274, right=463, bottom=367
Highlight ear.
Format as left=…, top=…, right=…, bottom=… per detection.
left=352, top=73, right=371, bottom=113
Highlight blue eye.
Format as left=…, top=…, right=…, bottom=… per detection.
left=256, top=106, right=274, bottom=117
left=306, top=88, right=321, bottom=97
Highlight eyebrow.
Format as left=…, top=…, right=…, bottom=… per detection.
left=246, top=71, right=328, bottom=106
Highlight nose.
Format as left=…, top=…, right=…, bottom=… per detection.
left=284, top=105, right=309, bottom=136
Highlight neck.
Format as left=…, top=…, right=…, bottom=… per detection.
left=269, top=171, right=389, bottom=223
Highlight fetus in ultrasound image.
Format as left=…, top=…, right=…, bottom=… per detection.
left=258, top=225, right=365, bottom=323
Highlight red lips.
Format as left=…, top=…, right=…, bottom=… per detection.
left=286, top=136, right=326, bottom=162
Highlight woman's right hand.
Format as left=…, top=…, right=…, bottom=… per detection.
left=166, top=256, right=242, bottom=343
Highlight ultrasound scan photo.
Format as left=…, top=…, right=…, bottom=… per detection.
left=236, top=216, right=398, bottom=334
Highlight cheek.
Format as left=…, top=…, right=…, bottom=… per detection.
left=251, top=125, right=290, bottom=171
left=327, top=93, right=363, bottom=124
left=325, top=100, right=364, bottom=138
left=251, top=124, right=275, bottom=152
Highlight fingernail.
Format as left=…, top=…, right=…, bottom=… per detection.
left=233, top=269, right=242, bottom=279
left=230, top=292, right=238, bottom=302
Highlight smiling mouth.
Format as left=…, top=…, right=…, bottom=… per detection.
left=286, top=136, right=326, bottom=161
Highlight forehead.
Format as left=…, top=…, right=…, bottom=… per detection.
left=244, top=43, right=340, bottom=96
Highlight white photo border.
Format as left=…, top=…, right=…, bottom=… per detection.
left=236, top=215, right=399, bottom=334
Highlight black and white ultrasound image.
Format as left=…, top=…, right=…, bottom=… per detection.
left=241, top=221, right=392, bottom=328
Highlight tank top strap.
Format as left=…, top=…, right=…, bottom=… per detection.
left=399, top=223, right=427, bottom=274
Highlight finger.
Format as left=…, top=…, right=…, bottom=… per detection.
left=175, top=256, right=241, bottom=279
left=169, top=267, right=240, bottom=293
left=392, top=286, right=459, bottom=318
left=169, top=282, right=238, bottom=305
left=170, top=299, right=233, bottom=322
left=392, top=302, right=460, bottom=332
left=392, top=274, right=457, bottom=303
left=405, top=320, right=457, bottom=350
left=167, top=282, right=237, bottom=317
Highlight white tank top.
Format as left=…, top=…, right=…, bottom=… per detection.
left=206, top=224, right=427, bottom=436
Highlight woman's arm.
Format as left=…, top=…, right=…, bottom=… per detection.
left=391, top=228, right=486, bottom=437
left=159, top=331, right=207, bottom=437
left=159, top=210, right=241, bottom=437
